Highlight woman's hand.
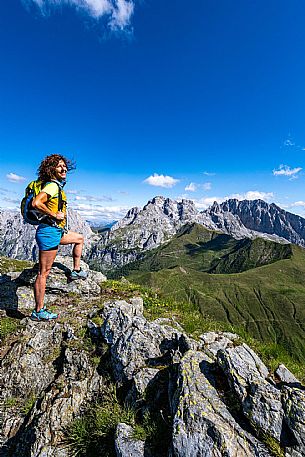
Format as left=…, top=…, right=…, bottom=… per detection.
left=55, top=211, right=65, bottom=221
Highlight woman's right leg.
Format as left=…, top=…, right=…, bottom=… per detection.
left=34, top=249, right=58, bottom=312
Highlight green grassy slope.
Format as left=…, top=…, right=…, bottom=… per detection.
left=110, top=224, right=305, bottom=361
left=110, top=223, right=292, bottom=276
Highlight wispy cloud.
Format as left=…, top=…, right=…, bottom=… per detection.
left=144, top=173, right=180, bottom=188
left=291, top=201, right=305, bottom=208
left=202, top=182, right=211, bottom=191
left=72, top=202, right=128, bottom=221
left=23, top=0, right=135, bottom=31
left=193, top=196, right=223, bottom=209
left=203, top=171, right=216, bottom=176
left=6, top=172, right=26, bottom=183
left=273, top=164, right=302, bottom=179
left=75, top=194, right=114, bottom=202
left=284, top=139, right=295, bottom=147
left=185, top=182, right=212, bottom=192
left=185, top=182, right=197, bottom=192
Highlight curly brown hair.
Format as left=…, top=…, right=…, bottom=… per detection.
left=37, top=154, right=75, bottom=182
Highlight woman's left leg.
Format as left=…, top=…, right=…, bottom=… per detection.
left=60, top=231, right=84, bottom=270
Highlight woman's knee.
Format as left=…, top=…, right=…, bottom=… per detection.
left=77, top=234, right=84, bottom=244
left=38, top=267, right=52, bottom=277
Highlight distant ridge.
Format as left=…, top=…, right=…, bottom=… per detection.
left=204, top=198, right=305, bottom=246
left=2, top=197, right=305, bottom=269
left=88, top=196, right=305, bottom=273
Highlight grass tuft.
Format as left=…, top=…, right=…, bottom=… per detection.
left=0, top=317, right=19, bottom=342
left=66, top=385, right=136, bottom=457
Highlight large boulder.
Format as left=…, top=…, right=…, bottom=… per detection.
left=101, top=297, right=197, bottom=383
left=0, top=255, right=106, bottom=311
left=217, top=344, right=284, bottom=441
left=170, top=350, right=271, bottom=457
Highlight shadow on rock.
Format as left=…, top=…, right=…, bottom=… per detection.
left=0, top=268, right=37, bottom=315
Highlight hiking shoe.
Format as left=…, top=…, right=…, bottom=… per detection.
left=30, top=308, right=58, bottom=321
left=69, top=268, right=88, bottom=280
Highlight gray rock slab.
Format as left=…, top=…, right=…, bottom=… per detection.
left=126, top=367, right=159, bottom=407
left=199, top=331, right=239, bottom=358
left=101, top=299, right=191, bottom=383
left=217, top=344, right=284, bottom=442
left=170, top=350, right=271, bottom=457
left=282, top=386, right=305, bottom=455
left=7, top=348, right=102, bottom=457
left=275, top=364, right=301, bottom=386
left=115, top=423, right=145, bottom=457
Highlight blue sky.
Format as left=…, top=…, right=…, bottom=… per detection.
left=1, top=0, right=305, bottom=222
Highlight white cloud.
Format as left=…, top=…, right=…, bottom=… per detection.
left=203, top=171, right=216, bottom=176
left=144, top=173, right=180, bottom=188
left=192, top=190, right=274, bottom=210
left=284, top=139, right=295, bottom=147
left=75, top=194, right=114, bottom=202
left=185, top=182, right=197, bottom=192
left=6, top=172, right=26, bottom=183
left=291, top=201, right=305, bottom=208
left=72, top=202, right=129, bottom=221
left=110, top=0, right=134, bottom=30
left=193, top=196, right=223, bottom=210
left=24, top=0, right=134, bottom=31
left=273, top=164, right=302, bottom=178
left=228, top=191, right=274, bottom=201
left=202, top=182, right=211, bottom=191
left=185, top=182, right=212, bottom=192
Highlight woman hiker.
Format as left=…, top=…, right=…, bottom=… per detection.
left=31, top=154, right=88, bottom=321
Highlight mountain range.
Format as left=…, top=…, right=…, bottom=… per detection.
left=1, top=197, right=305, bottom=360
left=87, top=196, right=305, bottom=272
left=1, top=197, right=305, bottom=270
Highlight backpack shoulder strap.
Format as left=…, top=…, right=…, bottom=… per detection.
left=51, top=180, right=63, bottom=211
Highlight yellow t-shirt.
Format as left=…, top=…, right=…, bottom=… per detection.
left=42, top=182, right=67, bottom=229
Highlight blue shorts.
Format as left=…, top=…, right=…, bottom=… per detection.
left=36, top=224, right=64, bottom=251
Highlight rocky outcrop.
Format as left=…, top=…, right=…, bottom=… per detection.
left=99, top=298, right=304, bottom=457
left=0, top=257, right=106, bottom=456
left=0, top=322, right=103, bottom=456
left=170, top=350, right=270, bottom=456
left=218, top=344, right=284, bottom=442
left=0, top=262, right=304, bottom=456
left=0, top=255, right=106, bottom=311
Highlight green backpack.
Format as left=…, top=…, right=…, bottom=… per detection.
left=20, top=180, right=63, bottom=225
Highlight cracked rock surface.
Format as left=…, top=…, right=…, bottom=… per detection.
left=0, top=266, right=304, bottom=457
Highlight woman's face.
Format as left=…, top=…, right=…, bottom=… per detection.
left=54, top=159, right=67, bottom=181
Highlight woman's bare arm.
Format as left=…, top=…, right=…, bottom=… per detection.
left=32, top=192, right=64, bottom=220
